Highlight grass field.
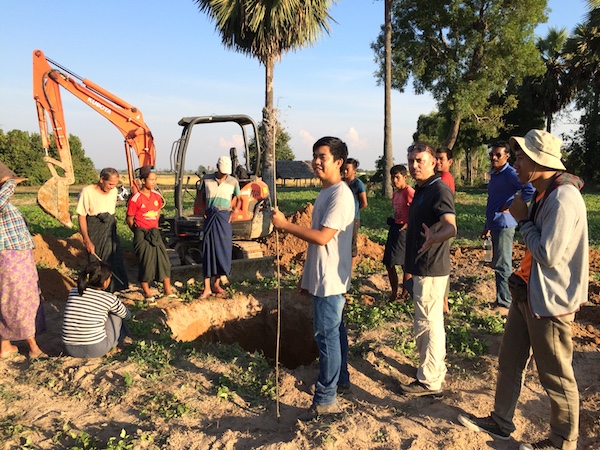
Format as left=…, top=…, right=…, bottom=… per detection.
left=273, top=185, right=600, bottom=248
left=13, top=184, right=600, bottom=249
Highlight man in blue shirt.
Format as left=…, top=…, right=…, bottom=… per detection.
left=343, top=158, right=367, bottom=266
left=483, top=142, right=534, bottom=308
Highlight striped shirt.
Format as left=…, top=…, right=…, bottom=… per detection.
left=0, top=179, right=34, bottom=251
left=62, top=287, right=131, bottom=346
left=200, top=174, right=240, bottom=210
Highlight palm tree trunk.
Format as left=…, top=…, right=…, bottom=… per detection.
left=262, top=56, right=276, bottom=202
left=382, top=0, right=393, bottom=198
left=584, top=89, right=600, bottom=183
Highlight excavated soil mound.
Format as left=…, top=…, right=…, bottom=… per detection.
left=32, top=233, right=86, bottom=300
left=260, top=203, right=384, bottom=273
left=260, top=203, right=312, bottom=273
left=32, top=233, right=86, bottom=269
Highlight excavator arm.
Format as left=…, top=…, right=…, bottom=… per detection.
left=32, top=49, right=155, bottom=227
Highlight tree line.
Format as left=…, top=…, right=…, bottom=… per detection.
left=372, top=0, right=600, bottom=187
left=0, top=123, right=296, bottom=187
left=0, top=129, right=97, bottom=185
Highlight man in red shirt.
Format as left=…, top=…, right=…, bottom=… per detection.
left=436, top=148, right=455, bottom=193
left=126, top=165, right=174, bottom=303
left=436, top=148, right=455, bottom=312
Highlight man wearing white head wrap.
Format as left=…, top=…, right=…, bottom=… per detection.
left=196, top=156, right=240, bottom=299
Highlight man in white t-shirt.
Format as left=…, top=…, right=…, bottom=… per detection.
left=76, top=167, right=128, bottom=292
left=272, top=136, right=355, bottom=421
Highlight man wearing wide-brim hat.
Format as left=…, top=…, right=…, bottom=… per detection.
left=459, top=129, right=588, bottom=450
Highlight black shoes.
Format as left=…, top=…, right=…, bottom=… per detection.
left=519, top=439, right=561, bottom=450
left=399, top=380, right=443, bottom=398
left=458, top=414, right=510, bottom=440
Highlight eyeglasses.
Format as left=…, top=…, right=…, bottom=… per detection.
left=489, top=152, right=506, bottom=159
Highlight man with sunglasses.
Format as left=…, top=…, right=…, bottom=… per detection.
left=482, top=143, right=534, bottom=308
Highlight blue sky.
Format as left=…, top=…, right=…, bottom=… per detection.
left=0, top=0, right=590, bottom=171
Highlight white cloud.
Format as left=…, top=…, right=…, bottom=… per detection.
left=218, top=134, right=244, bottom=151
left=345, top=127, right=368, bottom=151
left=299, top=129, right=315, bottom=150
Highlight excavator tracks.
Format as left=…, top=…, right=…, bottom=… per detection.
left=232, top=241, right=264, bottom=259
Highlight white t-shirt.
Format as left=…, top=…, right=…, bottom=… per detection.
left=301, top=181, right=355, bottom=297
left=76, top=185, right=117, bottom=216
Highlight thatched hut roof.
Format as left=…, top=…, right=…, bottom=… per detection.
left=275, top=160, right=317, bottom=180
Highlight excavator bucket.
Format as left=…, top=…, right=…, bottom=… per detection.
left=37, top=177, right=73, bottom=228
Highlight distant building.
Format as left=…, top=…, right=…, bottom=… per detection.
left=275, top=161, right=319, bottom=187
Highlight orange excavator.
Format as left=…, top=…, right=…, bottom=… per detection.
left=32, top=49, right=155, bottom=227
left=32, top=50, right=273, bottom=273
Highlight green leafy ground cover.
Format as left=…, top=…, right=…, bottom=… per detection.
left=3, top=184, right=599, bottom=448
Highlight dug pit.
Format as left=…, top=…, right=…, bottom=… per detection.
left=162, top=291, right=318, bottom=369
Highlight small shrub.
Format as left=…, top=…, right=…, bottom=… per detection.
left=446, top=323, right=488, bottom=358
left=345, top=298, right=412, bottom=332
left=391, top=325, right=418, bottom=359
left=217, top=350, right=276, bottom=404
left=125, top=340, right=174, bottom=379
left=140, top=392, right=191, bottom=420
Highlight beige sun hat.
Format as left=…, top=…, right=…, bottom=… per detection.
left=509, top=129, right=566, bottom=171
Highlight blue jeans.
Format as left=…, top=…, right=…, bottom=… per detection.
left=312, top=294, right=349, bottom=406
left=491, top=227, right=515, bottom=307
left=64, top=313, right=130, bottom=358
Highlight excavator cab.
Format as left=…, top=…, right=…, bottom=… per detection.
left=162, top=115, right=273, bottom=266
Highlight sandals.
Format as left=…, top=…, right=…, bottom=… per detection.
left=0, top=349, right=19, bottom=359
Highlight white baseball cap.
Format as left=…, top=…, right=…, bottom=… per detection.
left=217, top=156, right=232, bottom=175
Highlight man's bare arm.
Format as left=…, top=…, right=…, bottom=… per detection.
left=272, top=209, right=338, bottom=246
left=78, top=215, right=95, bottom=254
left=418, top=214, right=457, bottom=254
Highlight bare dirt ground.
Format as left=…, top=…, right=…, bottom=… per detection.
left=1, top=205, right=599, bottom=449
